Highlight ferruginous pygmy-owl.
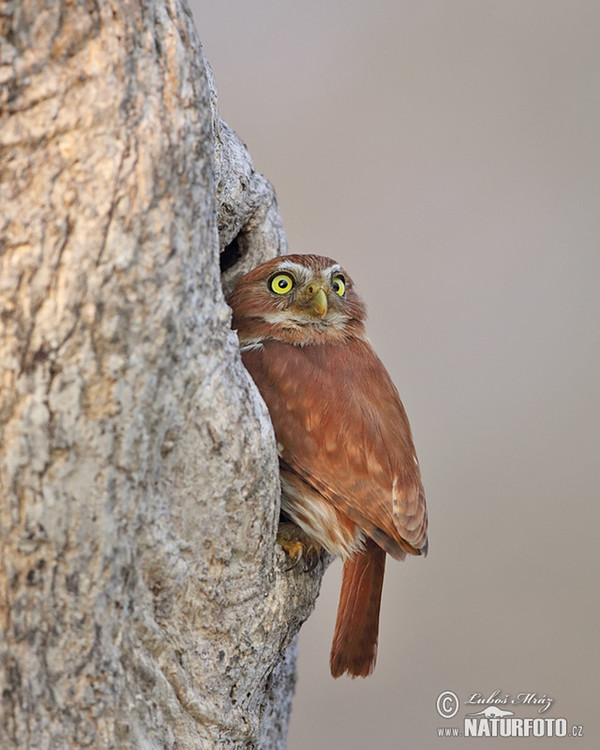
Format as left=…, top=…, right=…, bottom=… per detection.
left=227, top=254, right=428, bottom=678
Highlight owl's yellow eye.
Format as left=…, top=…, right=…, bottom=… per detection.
left=270, top=273, right=295, bottom=295
left=332, top=276, right=346, bottom=296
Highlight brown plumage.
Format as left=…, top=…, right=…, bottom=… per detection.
left=228, top=254, right=428, bottom=677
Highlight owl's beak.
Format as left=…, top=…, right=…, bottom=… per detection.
left=308, top=287, right=328, bottom=317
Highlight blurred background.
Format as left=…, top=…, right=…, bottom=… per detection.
left=193, top=1, right=599, bottom=747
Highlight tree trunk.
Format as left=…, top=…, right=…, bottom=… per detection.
left=0, top=2, right=324, bottom=747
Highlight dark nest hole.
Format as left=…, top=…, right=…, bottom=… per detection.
left=219, top=235, right=242, bottom=275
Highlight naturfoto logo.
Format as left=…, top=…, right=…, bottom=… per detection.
left=436, top=689, right=584, bottom=740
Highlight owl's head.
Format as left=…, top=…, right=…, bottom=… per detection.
left=228, top=254, right=367, bottom=346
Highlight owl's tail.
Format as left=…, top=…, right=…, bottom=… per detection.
left=330, top=538, right=386, bottom=678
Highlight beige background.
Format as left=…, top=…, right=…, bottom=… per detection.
left=193, top=2, right=599, bottom=747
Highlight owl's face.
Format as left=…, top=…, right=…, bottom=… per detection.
left=228, top=254, right=367, bottom=346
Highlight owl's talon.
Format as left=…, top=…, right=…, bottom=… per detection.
left=280, top=539, right=304, bottom=559
left=301, top=546, right=321, bottom=572
left=279, top=539, right=304, bottom=571
left=277, top=523, right=321, bottom=572
left=284, top=557, right=302, bottom=573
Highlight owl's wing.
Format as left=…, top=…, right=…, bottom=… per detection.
left=242, top=338, right=428, bottom=559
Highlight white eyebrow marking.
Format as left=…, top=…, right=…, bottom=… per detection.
left=274, top=261, right=345, bottom=286
left=276, top=260, right=309, bottom=273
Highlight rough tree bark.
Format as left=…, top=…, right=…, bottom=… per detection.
left=0, top=2, right=325, bottom=748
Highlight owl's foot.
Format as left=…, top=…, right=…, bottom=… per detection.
left=277, top=522, right=321, bottom=572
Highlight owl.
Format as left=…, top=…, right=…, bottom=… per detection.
left=227, top=254, right=428, bottom=677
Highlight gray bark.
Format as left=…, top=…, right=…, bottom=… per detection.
left=0, top=2, right=324, bottom=747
